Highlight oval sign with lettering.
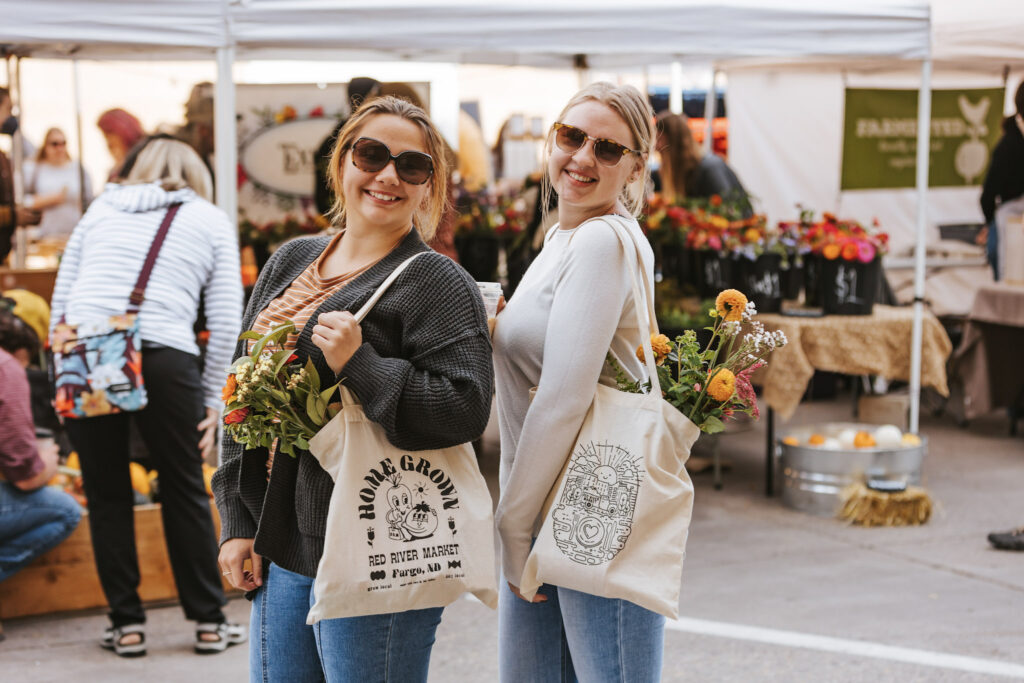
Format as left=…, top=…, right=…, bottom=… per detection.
left=240, top=118, right=337, bottom=197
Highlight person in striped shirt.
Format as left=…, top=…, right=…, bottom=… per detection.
left=49, top=136, right=245, bottom=657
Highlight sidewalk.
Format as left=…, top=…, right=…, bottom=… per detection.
left=5, top=397, right=1023, bottom=682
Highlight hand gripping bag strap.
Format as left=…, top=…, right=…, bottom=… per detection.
left=351, top=251, right=429, bottom=323
left=127, top=202, right=182, bottom=310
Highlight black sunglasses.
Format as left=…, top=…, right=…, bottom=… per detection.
left=349, top=137, right=434, bottom=185
left=551, top=122, right=640, bottom=167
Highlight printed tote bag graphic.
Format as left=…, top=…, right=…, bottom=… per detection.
left=50, top=203, right=181, bottom=419
left=519, top=216, right=700, bottom=619
left=307, top=253, right=498, bottom=623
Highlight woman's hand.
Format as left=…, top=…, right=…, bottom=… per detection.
left=312, top=311, right=363, bottom=374
left=508, top=581, right=547, bottom=603
left=197, top=406, right=219, bottom=461
left=219, top=538, right=262, bottom=591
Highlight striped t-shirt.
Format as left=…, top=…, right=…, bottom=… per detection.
left=250, top=233, right=378, bottom=351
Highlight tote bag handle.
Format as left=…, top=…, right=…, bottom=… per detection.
left=351, top=251, right=429, bottom=323
left=601, top=216, right=663, bottom=398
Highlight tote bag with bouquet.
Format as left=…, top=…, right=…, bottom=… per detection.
left=50, top=203, right=181, bottom=419
left=519, top=216, right=700, bottom=619
left=306, top=252, right=498, bottom=623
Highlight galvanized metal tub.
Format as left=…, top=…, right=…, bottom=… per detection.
left=778, top=422, right=927, bottom=516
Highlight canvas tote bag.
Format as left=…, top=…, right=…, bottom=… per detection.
left=306, top=252, right=498, bottom=623
left=519, top=216, right=701, bottom=619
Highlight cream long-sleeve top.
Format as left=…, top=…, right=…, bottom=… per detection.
left=493, top=213, right=655, bottom=584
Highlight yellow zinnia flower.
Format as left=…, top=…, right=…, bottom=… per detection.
left=715, top=289, right=748, bottom=322
left=707, top=368, right=736, bottom=402
left=79, top=389, right=113, bottom=417
left=636, top=334, right=672, bottom=366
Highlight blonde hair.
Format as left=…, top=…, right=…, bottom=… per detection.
left=543, top=82, right=655, bottom=219
left=656, top=111, right=701, bottom=203
left=327, top=96, right=449, bottom=241
left=35, top=128, right=71, bottom=164
left=123, top=138, right=213, bottom=201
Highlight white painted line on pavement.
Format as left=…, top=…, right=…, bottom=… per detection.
left=666, top=616, right=1024, bottom=679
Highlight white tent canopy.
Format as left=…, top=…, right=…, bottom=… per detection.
left=1, top=0, right=938, bottom=442
left=3, top=1, right=930, bottom=64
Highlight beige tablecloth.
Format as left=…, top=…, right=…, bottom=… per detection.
left=949, top=284, right=1024, bottom=419
left=755, top=305, right=952, bottom=419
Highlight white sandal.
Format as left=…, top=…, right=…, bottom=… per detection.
left=101, top=624, right=146, bottom=657
left=194, top=621, right=247, bottom=654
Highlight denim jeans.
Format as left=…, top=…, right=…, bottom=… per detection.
left=250, top=563, right=444, bottom=683
left=987, top=217, right=1000, bottom=281
left=0, top=481, right=81, bottom=581
left=499, top=580, right=665, bottom=683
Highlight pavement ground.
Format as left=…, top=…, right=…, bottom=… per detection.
left=4, top=395, right=1023, bottom=682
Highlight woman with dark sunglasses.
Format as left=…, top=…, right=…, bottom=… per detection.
left=212, top=95, right=493, bottom=682
left=492, top=83, right=663, bottom=682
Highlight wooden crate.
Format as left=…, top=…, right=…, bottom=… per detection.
left=0, top=502, right=238, bottom=620
left=0, top=267, right=59, bottom=304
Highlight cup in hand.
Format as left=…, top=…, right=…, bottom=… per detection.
left=477, top=282, right=503, bottom=334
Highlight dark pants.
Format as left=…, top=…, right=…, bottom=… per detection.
left=65, top=347, right=226, bottom=627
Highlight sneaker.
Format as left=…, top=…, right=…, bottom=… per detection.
left=194, top=622, right=247, bottom=654
left=101, top=624, right=146, bottom=657
left=987, top=527, right=1024, bottom=551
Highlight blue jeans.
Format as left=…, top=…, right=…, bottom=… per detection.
left=0, top=481, right=81, bottom=581
left=987, top=217, right=1000, bottom=280
left=250, top=563, right=444, bottom=682
left=499, top=581, right=665, bottom=683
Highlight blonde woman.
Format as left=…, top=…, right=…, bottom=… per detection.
left=212, top=96, right=492, bottom=682
left=23, top=127, right=93, bottom=240
left=493, top=83, right=662, bottom=682
left=50, top=135, right=244, bottom=657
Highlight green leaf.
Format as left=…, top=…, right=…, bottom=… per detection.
left=238, top=330, right=262, bottom=342
left=305, top=358, right=320, bottom=393
left=306, top=389, right=319, bottom=423
left=320, top=384, right=338, bottom=404
left=701, top=415, right=725, bottom=434
left=295, top=435, right=309, bottom=451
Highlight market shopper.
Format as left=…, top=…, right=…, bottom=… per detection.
left=50, top=136, right=244, bottom=657
left=212, top=95, right=492, bottom=682
left=96, top=108, right=146, bottom=181
left=0, top=87, right=41, bottom=264
left=492, top=82, right=663, bottom=682
left=656, top=110, right=746, bottom=203
left=0, top=304, right=81, bottom=594
left=979, top=80, right=1024, bottom=280
left=23, top=127, right=94, bottom=241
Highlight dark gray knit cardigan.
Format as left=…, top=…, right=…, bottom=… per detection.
left=210, top=230, right=494, bottom=578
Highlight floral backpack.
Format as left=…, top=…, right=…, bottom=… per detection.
left=50, top=203, right=181, bottom=418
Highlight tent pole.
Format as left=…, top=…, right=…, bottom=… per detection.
left=9, top=55, right=26, bottom=268
left=670, top=61, right=683, bottom=115
left=909, top=57, right=932, bottom=434
left=214, top=46, right=238, bottom=224
left=702, top=66, right=717, bottom=156
left=71, top=58, right=87, bottom=214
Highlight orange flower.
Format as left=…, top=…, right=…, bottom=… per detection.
left=709, top=194, right=723, bottom=207
left=715, top=289, right=748, bottom=322
left=808, top=434, right=825, bottom=445
left=636, top=333, right=672, bottom=366
left=822, top=243, right=841, bottom=260
left=707, top=368, right=736, bottom=402
left=853, top=431, right=877, bottom=448
left=222, top=374, right=237, bottom=403
left=79, top=389, right=113, bottom=417
left=744, top=227, right=761, bottom=243
left=841, top=241, right=859, bottom=261
left=224, top=407, right=250, bottom=425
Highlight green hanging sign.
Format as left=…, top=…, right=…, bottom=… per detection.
left=841, top=87, right=1005, bottom=190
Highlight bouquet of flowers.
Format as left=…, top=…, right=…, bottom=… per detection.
left=801, top=212, right=889, bottom=264
left=608, top=289, right=787, bottom=434
left=222, top=323, right=340, bottom=456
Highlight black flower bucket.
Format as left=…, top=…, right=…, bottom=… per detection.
left=780, top=257, right=804, bottom=301
left=803, top=253, right=824, bottom=307
left=693, top=249, right=734, bottom=299
left=738, top=253, right=783, bottom=314
left=454, top=234, right=501, bottom=282
left=821, top=257, right=882, bottom=315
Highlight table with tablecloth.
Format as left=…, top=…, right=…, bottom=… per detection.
left=949, top=283, right=1024, bottom=424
